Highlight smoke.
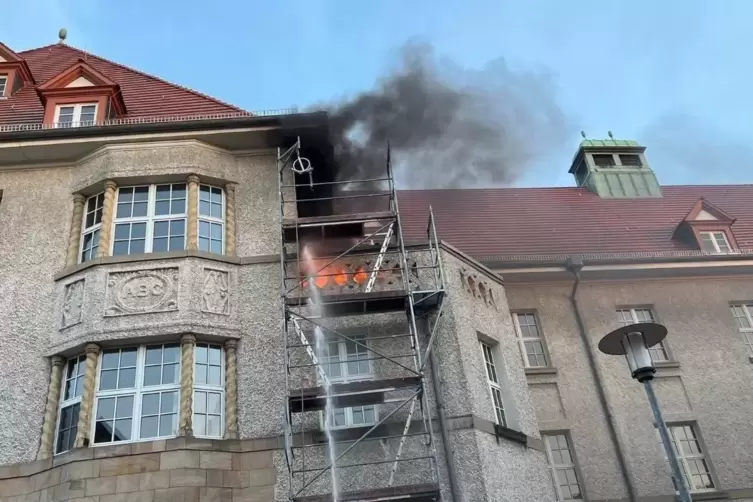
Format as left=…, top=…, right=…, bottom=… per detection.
left=325, top=41, right=570, bottom=188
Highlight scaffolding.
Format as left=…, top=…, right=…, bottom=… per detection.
left=278, top=139, right=446, bottom=502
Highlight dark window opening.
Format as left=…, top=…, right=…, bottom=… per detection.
left=592, top=154, right=615, bottom=167
left=619, top=154, right=642, bottom=166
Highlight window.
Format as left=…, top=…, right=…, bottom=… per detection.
left=699, top=231, right=732, bottom=254
left=0, top=75, right=7, bottom=96
left=660, top=424, right=715, bottom=493
left=199, top=185, right=225, bottom=254
left=513, top=312, right=549, bottom=368
left=80, top=192, right=104, bottom=263
left=617, top=308, right=669, bottom=362
left=55, top=103, right=97, bottom=128
left=592, top=154, right=615, bottom=167
left=112, top=184, right=186, bottom=256
left=480, top=342, right=506, bottom=426
left=318, top=335, right=376, bottom=428
left=55, top=355, right=86, bottom=454
left=619, top=154, right=642, bottom=166
left=730, top=304, right=753, bottom=355
left=544, top=433, right=583, bottom=500
left=93, top=344, right=181, bottom=444
left=193, top=344, right=224, bottom=438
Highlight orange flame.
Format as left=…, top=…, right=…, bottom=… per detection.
left=334, top=268, right=348, bottom=286
left=353, top=267, right=368, bottom=285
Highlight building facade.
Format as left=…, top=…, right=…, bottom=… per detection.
left=0, top=38, right=751, bottom=502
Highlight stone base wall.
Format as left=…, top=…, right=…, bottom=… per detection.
left=0, top=437, right=277, bottom=502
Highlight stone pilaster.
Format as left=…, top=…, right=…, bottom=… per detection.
left=225, top=183, right=237, bottom=256
left=66, top=194, right=86, bottom=267
left=37, top=356, right=66, bottom=459
left=96, top=181, right=118, bottom=258
left=179, top=334, right=196, bottom=436
left=74, top=343, right=100, bottom=448
left=186, top=175, right=200, bottom=251
left=224, top=339, right=238, bottom=439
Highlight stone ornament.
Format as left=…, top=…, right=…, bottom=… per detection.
left=202, top=268, right=230, bottom=314
left=61, top=279, right=85, bottom=329
left=105, top=268, right=179, bottom=316
left=459, top=267, right=498, bottom=310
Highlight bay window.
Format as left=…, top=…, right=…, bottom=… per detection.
left=80, top=192, right=104, bottom=263
left=199, top=185, right=225, bottom=254
left=480, top=342, right=506, bottom=426
left=193, top=343, right=224, bottom=438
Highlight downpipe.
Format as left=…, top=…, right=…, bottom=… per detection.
left=566, top=257, right=637, bottom=502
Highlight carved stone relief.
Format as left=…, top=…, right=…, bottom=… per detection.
left=459, top=267, right=497, bottom=310
left=105, top=268, right=179, bottom=316
left=202, top=268, right=230, bottom=314
left=61, top=279, right=85, bottom=329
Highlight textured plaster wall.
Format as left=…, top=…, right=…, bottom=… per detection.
left=0, top=164, right=74, bottom=466
left=505, top=275, right=753, bottom=500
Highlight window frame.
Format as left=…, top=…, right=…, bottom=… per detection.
left=54, top=103, right=98, bottom=128
left=193, top=343, right=225, bottom=439
left=317, top=334, right=378, bottom=430
left=543, top=432, right=584, bottom=501
left=729, top=303, right=753, bottom=356
left=111, top=184, right=188, bottom=256
left=512, top=311, right=551, bottom=369
left=0, top=75, right=7, bottom=97
left=660, top=423, right=716, bottom=494
left=480, top=341, right=506, bottom=427
left=78, top=192, right=105, bottom=263
left=698, top=231, right=732, bottom=254
left=91, top=344, right=182, bottom=446
left=53, top=355, right=87, bottom=455
left=198, top=184, right=226, bottom=255
left=616, top=307, right=672, bottom=363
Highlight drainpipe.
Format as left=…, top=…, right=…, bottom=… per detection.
left=566, top=257, right=637, bottom=502
left=423, top=318, right=462, bottom=502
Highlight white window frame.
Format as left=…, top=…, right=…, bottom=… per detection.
left=661, top=424, right=716, bottom=493
left=79, top=192, right=104, bottom=263
left=54, top=103, right=98, bottom=128
left=193, top=343, right=225, bottom=439
left=54, top=355, right=86, bottom=455
left=0, top=75, right=7, bottom=97
left=543, top=433, right=584, bottom=500
left=198, top=184, right=226, bottom=255
left=111, top=184, right=187, bottom=256
left=617, top=308, right=670, bottom=363
left=91, top=344, right=181, bottom=446
left=480, top=342, right=506, bottom=426
left=699, top=231, right=732, bottom=254
left=512, top=312, right=549, bottom=368
left=317, top=334, right=377, bottom=429
left=730, top=304, right=753, bottom=355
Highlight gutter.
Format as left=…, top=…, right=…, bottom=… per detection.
left=566, top=257, right=637, bottom=502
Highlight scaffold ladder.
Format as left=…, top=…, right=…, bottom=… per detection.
left=388, top=396, right=418, bottom=487
left=365, top=222, right=395, bottom=294
left=291, top=318, right=330, bottom=384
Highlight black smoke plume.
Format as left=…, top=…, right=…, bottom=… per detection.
left=325, top=41, right=570, bottom=188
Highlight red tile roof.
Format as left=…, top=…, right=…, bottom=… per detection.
left=0, top=43, right=245, bottom=125
left=397, top=185, right=753, bottom=261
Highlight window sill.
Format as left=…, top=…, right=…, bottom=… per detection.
left=524, top=367, right=558, bottom=376
left=493, top=424, right=528, bottom=447
left=689, top=490, right=729, bottom=501
left=654, top=361, right=681, bottom=370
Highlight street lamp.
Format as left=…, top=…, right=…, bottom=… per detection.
left=598, top=322, right=692, bottom=502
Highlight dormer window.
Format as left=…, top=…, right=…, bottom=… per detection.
left=0, top=75, right=7, bottom=96
left=619, top=154, right=642, bottom=166
left=593, top=154, right=615, bottom=167
left=55, top=103, right=97, bottom=128
left=699, top=231, right=731, bottom=254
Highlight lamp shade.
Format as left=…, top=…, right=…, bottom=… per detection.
left=598, top=323, right=668, bottom=382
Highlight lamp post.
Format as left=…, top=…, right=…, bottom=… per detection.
left=598, top=322, right=692, bottom=502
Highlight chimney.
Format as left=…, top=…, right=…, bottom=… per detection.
left=568, top=132, right=662, bottom=198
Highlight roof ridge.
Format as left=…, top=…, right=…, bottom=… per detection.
left=20, top=43, right=247, bottom=114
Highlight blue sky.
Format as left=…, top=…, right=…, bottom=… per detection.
left=2, top=0, right=752, bottom=187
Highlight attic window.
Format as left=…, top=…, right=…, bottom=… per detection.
left=0, top=75, right=7, bottom=96
left=619, top=154, right=642, bottom=166
left=55, top=103, right=97, bottom=128
left=699, top=231, right=732, bottom=254
left=592, top=154, right=615, bottom=167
